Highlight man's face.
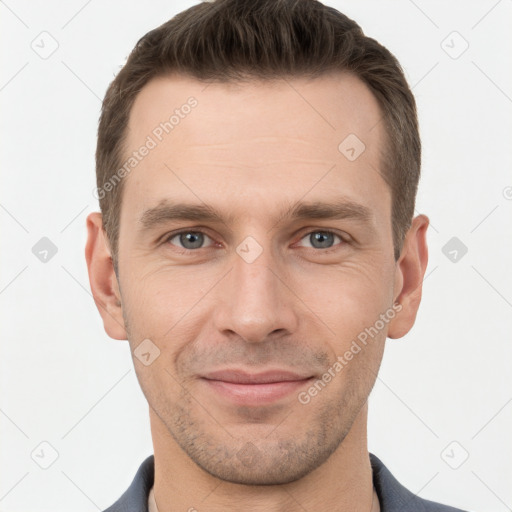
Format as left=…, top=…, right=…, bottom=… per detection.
left=115, top=73, right=398, bottom=484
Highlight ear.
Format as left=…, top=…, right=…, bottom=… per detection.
left=387, top=214, right=429, bottom=339
left=85, top=212, right=127, bottom=340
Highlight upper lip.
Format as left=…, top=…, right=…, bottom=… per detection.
left=201, top=369, right=314, bottom=384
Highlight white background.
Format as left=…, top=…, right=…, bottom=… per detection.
left=1, top=1, right=511, bottom=511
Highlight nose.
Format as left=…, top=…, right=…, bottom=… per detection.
left=213, top=239, right=299, bottom=343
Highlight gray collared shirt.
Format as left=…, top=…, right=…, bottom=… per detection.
left=103, top=453, right=468, bottom=512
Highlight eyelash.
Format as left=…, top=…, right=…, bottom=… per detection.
left=162, top=228, right=349, bottom=254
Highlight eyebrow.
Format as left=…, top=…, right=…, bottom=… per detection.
left=284, top=200, right=372, bottom=224
left=137, top=198, right=373, bottom=233
left=138, top=202, right=236, bottom=231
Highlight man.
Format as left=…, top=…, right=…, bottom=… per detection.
left=85, top=0, right=467, bottom=510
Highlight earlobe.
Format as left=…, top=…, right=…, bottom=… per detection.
left=387, top=214, right=429, bottom=339
left=85, top=212, right=127, bottom=340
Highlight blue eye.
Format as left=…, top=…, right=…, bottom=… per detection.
left=298, top=231, right=343, bottom=250
left=166, top=231, right=214, bottom=250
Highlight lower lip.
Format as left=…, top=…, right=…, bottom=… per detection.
left=201, top=378, right=314, bottom=406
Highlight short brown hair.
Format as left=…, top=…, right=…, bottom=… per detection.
left=96, top=0, right=420, bottom=272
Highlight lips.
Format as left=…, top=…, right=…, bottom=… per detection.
left=201, top=369, right=314, bottom=383
left=200, top=369, right=315, bottom=406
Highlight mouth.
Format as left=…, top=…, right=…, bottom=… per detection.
left=200, top=369, right=315, bottom=406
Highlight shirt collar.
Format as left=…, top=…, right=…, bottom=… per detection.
left=103, top=452, right=459, bottom=512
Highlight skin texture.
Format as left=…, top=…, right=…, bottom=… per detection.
left=85, top=72, right=428, bottom=511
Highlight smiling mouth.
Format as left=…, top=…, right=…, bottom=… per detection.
left=200, top=369, right=315, bottom=406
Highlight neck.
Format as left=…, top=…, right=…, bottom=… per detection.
left=150, top=403, right=374, bottom=512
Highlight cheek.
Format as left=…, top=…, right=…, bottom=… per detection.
left=120, top=265, right=219, bottom=381
left=294, top=262, right=395, bottom=337
left=123, top=264, right=210, bottom=330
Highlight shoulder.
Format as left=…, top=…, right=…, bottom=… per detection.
left=370, top=453, right=469, bottom=512
left=103, top=453, right=470, bottom=512
left=103, top=455, right=154, bottom=512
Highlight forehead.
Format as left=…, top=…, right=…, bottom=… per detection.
left=127, top=72, right=383, bottom=150
left=120, top=72, right=388, bottom=227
